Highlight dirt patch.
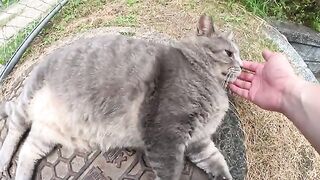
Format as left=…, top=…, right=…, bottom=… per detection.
left=1, top=0, right=320, bottom=179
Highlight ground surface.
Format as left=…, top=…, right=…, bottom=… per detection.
left=0, top=0, right=320, bottom=179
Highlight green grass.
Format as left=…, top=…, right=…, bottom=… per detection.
left=0, top=0, right=19, bottom=9
left=112, top=14, right=137, bottom=26
left=54, top=0, right=106, bottom=23
left=39, top=0, right=138, bottom=43
left=0, top=0, right=140, bottom=64
left=0, top=0, right=107, bottom=64
left=0, top=21, right=38, bottom=64
left=126, top=0, right=139, bottom=6
left=230, top=0, right=320, bottom=32
left=38, top=0, right=106, bottom=44
left=183, top=0, right=198, bottom=10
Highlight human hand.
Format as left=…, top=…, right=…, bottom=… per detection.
left=229, top=49, right=298, bottom=112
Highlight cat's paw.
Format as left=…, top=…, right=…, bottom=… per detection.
left=205, top=154, right=232, bottom=180
left=0, top=151, right=11, bottom=173
left=208, top=167, right=232, bottom=180
left=209, top=172, right=232, bottom=180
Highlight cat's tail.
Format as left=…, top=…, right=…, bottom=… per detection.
left=20, top=60, right=48, bottom=105
left=6, top=61, right=49, bottom=128
left=24, top=63, right=48, bottom=107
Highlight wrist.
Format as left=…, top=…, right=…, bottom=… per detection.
left=280, top=76, right=305, bottom=116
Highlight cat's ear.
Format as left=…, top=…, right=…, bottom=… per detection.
left=197, top=15, right=215, bottom=37
left=221, top=31, right=234, bottom=40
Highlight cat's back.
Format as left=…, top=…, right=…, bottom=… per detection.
left=47, top=34, right=161, bottom=87
left=24, top=35, right=166, bottom=150
left=42, top=35, right=163, bottom=117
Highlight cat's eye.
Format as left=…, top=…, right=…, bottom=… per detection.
left=225, top=50, right=233, bottom=57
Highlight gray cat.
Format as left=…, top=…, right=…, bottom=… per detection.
left=0, top=15, right=242, bottom=180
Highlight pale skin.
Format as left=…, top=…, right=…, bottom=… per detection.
left=230, top=49, right=320, bottom=154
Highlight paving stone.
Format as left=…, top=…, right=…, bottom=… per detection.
left=60, top=146, right=74, bottom=159
left=71, top=156, right=85, bottom=173
left=0, top=0, right=58, bottom=44
left=55, top=161, right=69, bottom=178
left=46, top=151, right=59, bottom=164
left=41, top=166, right=54, bottom=180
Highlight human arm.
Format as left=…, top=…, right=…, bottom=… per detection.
left=280, top=77, right=320, bottom=153
left=229, top=50, right=320, bottom=153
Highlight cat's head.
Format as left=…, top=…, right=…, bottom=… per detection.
left=193, top=15, right=242, bottom=86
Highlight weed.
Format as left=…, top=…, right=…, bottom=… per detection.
left=0, top=0, right=107, bottom=64
left=0, top=20, right=37, bottom=64
left=126, top=0, right=139, bottom=6
left=38, top=0, right=107, bottom=46
left=183, top=0, right=197, bottom=10
left=156, top=0, right=169, bottom=6
left=57, top=0, right=105, bottom=23
left=231, top=0, right=320, bottom=31
left=113, top=14, right=137, bottom=26
left=221, top=15, right=244, bottom=24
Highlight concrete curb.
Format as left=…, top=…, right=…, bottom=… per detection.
left=263, top=23, right=318, bottom=83
left=270, top=21, right=320, bottom=80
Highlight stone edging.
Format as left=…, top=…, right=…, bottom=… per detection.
left=263, top=23, right=318, bottom=83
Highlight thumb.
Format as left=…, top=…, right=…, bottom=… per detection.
left=262, top=49, right=274, bottom=61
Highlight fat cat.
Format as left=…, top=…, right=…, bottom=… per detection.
left=0, top=15, right=242, bottom=180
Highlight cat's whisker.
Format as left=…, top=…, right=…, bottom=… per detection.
left=222, top=71, right=232, bottom=90
left=228, top=99, right=242, bottom=120
left=225, top=67, right=242, bottom=119
left=222, top=66, right=240, bottom=90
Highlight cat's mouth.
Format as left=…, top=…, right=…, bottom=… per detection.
left=222, top=66, right=241, bottom=89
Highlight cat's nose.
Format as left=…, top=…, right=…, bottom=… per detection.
left=239, top=59, right=243, bottom=67
left=235, top=56, right=243, bottom=67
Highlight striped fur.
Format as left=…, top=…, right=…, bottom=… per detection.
left=0, top=15, right=241, bottom=180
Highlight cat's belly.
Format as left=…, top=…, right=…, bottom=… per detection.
left=27, top=85, right=144, bottom=152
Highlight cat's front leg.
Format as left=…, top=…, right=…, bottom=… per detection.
left=186, top=137, right=232, bottom=180
left=0, top=127, right=22, bottom=173
left=145, top=139, right=186, bottom=180
left=0, top=111, right=30, bottom=174
left=144, top=123, right=190, bottom=180
left=15, top=123, right=56, bottom=180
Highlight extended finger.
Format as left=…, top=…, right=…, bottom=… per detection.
left=242, top=60, right=261, bottom=72
left=229, top=84, right=249, bottom=99
left=237, top=72, right=255, bottom=82
left=262, top=49, right=274, bottom=61
left=233, top=79, right=252, bottom=90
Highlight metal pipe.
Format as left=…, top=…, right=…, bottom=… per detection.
left=0, top=0, right=68, bottom=83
